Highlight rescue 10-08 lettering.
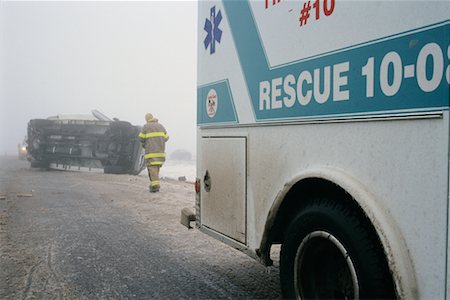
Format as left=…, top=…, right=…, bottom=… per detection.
left=259, top=43, right=450, bottom=111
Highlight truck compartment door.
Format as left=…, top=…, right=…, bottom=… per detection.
left=200, top=137, right=246, bottom=244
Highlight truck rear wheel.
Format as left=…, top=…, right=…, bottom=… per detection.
left=280, top=198, right=396, bottom=299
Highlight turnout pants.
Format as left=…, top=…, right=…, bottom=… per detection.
left=147, top=164, right=161, bottom=190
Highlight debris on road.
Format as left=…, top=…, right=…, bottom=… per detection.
left=16, top=193, right=33, bottom=198
left=0, top=194, right=6, bottom=200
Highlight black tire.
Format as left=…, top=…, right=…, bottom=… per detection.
left=280, top=198, right=396, bottom=299
left=109, top=121, right=133, bottom=136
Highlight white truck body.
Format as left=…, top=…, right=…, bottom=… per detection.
left=196, top=1, right=450, bottom=298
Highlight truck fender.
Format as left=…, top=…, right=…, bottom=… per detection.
left=259, top=166, right=418, bottom=300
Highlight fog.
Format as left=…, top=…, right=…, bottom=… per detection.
left=0, top=1, right=197, bottom=158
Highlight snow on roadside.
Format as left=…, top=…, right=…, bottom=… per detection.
left=139, top=159, right=196, bottom=183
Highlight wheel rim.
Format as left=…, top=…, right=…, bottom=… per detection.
left=294, top=230, right=359, bottom=299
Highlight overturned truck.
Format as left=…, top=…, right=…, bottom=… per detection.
left=27, top=110, right=145, bottom=175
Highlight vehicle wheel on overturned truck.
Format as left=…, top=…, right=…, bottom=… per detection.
left=280, top=198, right=396, bottom=299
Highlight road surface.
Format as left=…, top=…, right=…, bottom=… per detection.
left=0, top=156, right=280, bottom=299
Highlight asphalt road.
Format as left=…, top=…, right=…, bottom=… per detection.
left=0, top=156, right=280, bottom=299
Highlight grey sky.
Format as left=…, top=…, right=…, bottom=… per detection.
left=0, top=1, right=197, bottom=156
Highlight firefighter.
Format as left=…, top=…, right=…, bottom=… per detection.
left=139, top=113, right=169, bottom=192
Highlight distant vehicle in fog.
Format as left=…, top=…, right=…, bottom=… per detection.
left=26, top=110, right=145, bottom=175
left=17, top=139, right=27, bottom=160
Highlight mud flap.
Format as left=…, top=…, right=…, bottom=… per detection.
left=180, top=208, right=195, bottom=229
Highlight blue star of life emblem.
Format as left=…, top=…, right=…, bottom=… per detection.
left=204, top=6, right=222, bottom=54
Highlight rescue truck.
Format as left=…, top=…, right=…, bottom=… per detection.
left=191, top=1, right=450, bottom=298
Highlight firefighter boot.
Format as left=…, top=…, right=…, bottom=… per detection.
left=149, top=186, right=160, bottom=193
